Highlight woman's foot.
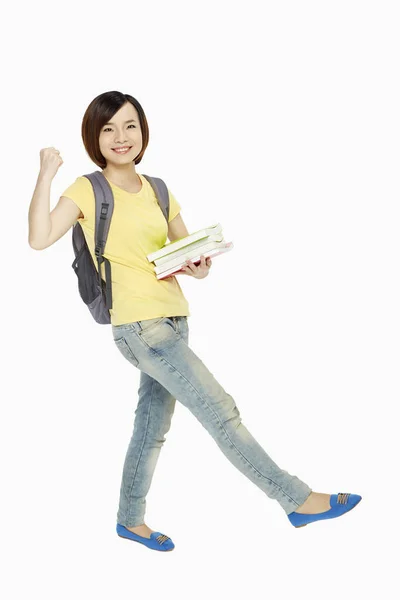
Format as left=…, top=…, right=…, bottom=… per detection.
left=125, top=523, right=155, bottom=538
left=294, top=491, right=331, bottom=514
left=288, top=492, right=362, bottom=527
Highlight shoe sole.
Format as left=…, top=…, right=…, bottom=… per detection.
left=117, top=533, right=175, bottom=551
left=294, top=500, right=360, bottom=528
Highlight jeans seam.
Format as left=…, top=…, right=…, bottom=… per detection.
left=146, top=347, right=299, bottom=505
left=125, top=376, right=156, bottom=525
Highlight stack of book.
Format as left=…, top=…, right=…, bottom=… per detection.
left=147, top=223, right=233, bottom=280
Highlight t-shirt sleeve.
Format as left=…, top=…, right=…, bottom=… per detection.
left=60, top=176, right=95, bottom=224
left=168, top=189, right=181, bottom=222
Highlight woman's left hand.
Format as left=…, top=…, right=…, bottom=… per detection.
left=177, top=255, right=212, bottom=279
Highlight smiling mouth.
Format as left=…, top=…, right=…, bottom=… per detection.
left=112, top=147, right=132, bottom=154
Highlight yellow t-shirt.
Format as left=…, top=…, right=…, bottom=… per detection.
left=62, top=172, right=190, bottom=326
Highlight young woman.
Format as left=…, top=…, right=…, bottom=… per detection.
left=28, top=91, right=362, bottom=552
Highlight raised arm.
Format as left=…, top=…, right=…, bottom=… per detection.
left=28, top=148, right=82, bottom=250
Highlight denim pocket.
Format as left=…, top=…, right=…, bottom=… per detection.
left=114, top=336, right=139, bottom=367
left=138, top=316, right=166, bottom=334
left=138, top=317, right=179, bottom=350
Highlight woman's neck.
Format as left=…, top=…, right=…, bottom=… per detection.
left=102, top=164, right=139, bottom=187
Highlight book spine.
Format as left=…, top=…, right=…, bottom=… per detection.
left=156, top=242, right=233, bottom=279
left=147, top=223, right=222, bottom=262
left=147, top=230, right=207, bottom=262
left=154, top=233, right=224, bottom=266
left=154, top=241, right=226, bottom=274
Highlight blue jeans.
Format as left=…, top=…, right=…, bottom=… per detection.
left=112, top=316, right=312, bottom=527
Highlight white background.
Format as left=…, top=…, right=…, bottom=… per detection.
left=2, top=0, right=399, bottom=597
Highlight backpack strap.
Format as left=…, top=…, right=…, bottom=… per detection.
left=82, top=171, right=114, bottom=310
left=141, top=175, right=170, bottom=222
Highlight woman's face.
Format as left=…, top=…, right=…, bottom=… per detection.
left=99, top=102, right=143, bottom=166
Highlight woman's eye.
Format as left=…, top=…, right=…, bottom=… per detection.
left=103, top=124, right=136, bottom=132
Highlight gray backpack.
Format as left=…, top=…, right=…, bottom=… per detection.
left=71, top=171, right=170, bottom=324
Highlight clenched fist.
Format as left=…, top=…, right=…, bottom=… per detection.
left=39, top=147, right=64, bottom=180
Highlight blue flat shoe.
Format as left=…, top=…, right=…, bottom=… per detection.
left=116, top=523, right=175, bottom=551
left=287, top=493, right=362, bottom=528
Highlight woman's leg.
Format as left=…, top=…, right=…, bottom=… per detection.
left=112, top=316, right=312, bottom=516
left=116, top=369, right=177, bottom=527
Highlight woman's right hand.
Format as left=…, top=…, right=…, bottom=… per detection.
left=39, top=147, right=64, bottom=180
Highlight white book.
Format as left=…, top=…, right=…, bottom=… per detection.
left=154, top=239, right=229, bottom=274
left=154, top=233, right=224, bottom=266
left=156, top=242, right=233, bottom=280
left=147, top=223, right=222, bottom=263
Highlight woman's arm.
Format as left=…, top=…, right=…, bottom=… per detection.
left=28, top=147, right=81, bottom=250
left=167, top=213, right=189, bottom=242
